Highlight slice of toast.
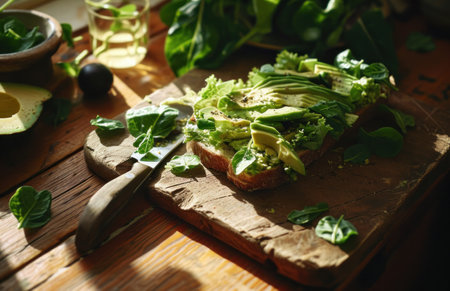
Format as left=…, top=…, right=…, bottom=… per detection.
left=187, top=100, right=382, bottom=191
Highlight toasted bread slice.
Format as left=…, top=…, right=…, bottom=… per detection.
left=187, top=98, right=384, bottom=191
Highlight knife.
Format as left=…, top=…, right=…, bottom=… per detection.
left=75, top=104, right=192, bottom=254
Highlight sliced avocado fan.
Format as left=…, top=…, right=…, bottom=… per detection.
left=250, top=122, right=306, bottom=175
left=0, top=83, right=52, bottom=135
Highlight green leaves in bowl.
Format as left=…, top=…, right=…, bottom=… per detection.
left=9, top=186, right=52, bottom=229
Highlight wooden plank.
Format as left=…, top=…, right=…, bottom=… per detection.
left=30, top=210, right=297, bottom=291
left=0, top=30, right=173, bottom=195
left=0, top=149, right=158, bottom=281
left=82, top=46, right=450, bottom=287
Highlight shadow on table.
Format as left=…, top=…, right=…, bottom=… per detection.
left=0, top=248, right=22, bottom=290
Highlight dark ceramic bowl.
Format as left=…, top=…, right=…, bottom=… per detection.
left=0, top=9, right=62, bottom=85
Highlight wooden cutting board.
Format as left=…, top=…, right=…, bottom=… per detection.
left=83, top=48, right=450, bottom=287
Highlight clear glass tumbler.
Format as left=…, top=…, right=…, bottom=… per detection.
left=85, top=0, right=150, bottom=69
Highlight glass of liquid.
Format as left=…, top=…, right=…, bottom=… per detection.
left=85, top=0, right=150, bottom=69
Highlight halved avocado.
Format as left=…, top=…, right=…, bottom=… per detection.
left=250, top=122, right=305, bottom=175
left=0, top=82, right=52, bottom=135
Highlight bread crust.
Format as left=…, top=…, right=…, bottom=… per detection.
left=187, top=100, right=383, bottom=191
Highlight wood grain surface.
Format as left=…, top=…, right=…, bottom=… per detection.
left=83, top=48, right=449, bottom=287
left=0, top=5, right=449, bottom=290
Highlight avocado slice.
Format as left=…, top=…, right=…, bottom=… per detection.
left=250, top=122, right=305, bottom=175
left=255, top=106, right=307, bottom=123
left=0, top=82, right=52, bottom=135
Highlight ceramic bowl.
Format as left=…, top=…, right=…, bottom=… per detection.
left=0, top=9, right=62, bottom=85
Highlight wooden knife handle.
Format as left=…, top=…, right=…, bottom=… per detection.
left=75, top=162, right=152, bottom=254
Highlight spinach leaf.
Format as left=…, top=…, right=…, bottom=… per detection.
left=315, top=214, right=358, bottom=245
left=359, top=127, right=403, bottom=158
left=160, top=0, right=189, bottom=26
left=309, top=100, right=352, bottom=138
left=287, top=202, right=329, bottom=225
left=362, top=63, right=389, bottom=81
left=378, top=104, right=415, bottom=134
left=165, top=154, right=201, bottom=174
left=197, top=118, right=215, bottom=130
left=344, top=9, right=399, bottom=79
left=9, top=186, right=52, bottom=229
left=0, top=16, right=44, bottom=53
left=126, top=105, right=179, bottom=154
left=232, top=146, right=257, bottom=175
left=343, top=143, right=370, bottom=164
left=90, top=115, right=125, bottom=132
left=61, top=23, right=75, bottom=47
left=406, top=32, right=435, bottom=53
left=334, top=49, right=364, bottom=77
left=47, top=98, right=72, bottom=126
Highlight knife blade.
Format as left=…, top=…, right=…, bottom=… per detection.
left=75, top=104, right=192, bottom=254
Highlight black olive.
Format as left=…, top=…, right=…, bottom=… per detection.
left=77, top=63, right=113, bottom=97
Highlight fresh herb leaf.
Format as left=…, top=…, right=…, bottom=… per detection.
left=378, top=104, right=415, bottom=134
left=9, top=186, right=52, bottom=229
left=359, top=127, right=403, bottom=158
left=126, top=105, right=179, bottom=154
left=165, top=154, right=201, bottom=174
left=344, top=9, right=399, bottom=79
left=90, top=115, right=125, bottom=132
left=47, top=98, right=72, bottom=126
left=309, top=100, right=353, bottom=138
left=406, top=32, right=435, bottom=52
left=287, top=202, right=329, bottom=225
left=197, top=118, right=215, bottom=130
left=334, top=49, right=364, bottom=77
left=231, top=145, right=257, bottom=175
left=315, top=214, right=358, bottom=245
left=61, top=23, right=75, bottom=47
left=362, top=63, right=389, bottom=81
left=343, top=143, right=370, bottom=164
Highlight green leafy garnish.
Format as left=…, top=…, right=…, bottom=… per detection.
left=344, top=9, right=399, bottom=78
left=162, top=1, right=397, bottom=77
left=90, top=115, right=125, bottom=133
left=126, top=105, right=179, bottom=154
left=287, top=202, right=329, bottom=225
left=315, top=214, right=358, bottom=245
left=61, top=23, right=75, bottom=47
left=359, top=127, right=403, bottom=158
left=378, top=104, right=415, bottom=134
left=46, top=98, right=72, bottom=126
left=343, top=143, right=370, bottom=164
left=9, top=186, right=52, bottom=229
left=406, top=32, right=435, bottom=52
left=165, top=154, right=201, bottom=174
left=232, top=145, right=257, bottom=175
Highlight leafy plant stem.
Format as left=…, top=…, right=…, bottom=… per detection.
left=331, top=214, right=344, bottom=244
left=0, top=0, right=15, bottom=12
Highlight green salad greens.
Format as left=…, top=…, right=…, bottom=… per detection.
left=161, top=0, right=398, bottom=77
left=184, top=49, right=392, bottom=178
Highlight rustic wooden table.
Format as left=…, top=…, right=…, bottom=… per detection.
left=0, top=5, right=449, bottom=290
